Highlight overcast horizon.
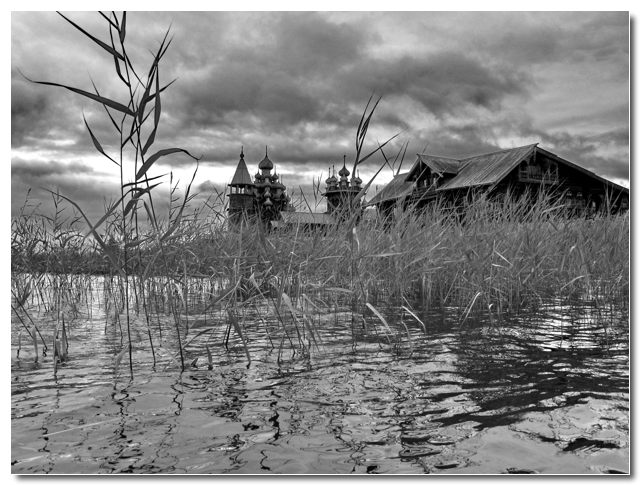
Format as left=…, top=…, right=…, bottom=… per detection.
left=11, top=11, right=629, bottom=222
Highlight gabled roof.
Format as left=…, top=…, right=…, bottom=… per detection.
left=437, top=144, right=538, bottom=191
left=229, top=156, right=254, bottom=186
left=365, top=142, right=628, bottom=207
left=536, top=147, right=629, bottom=194
left=410, top=154, right=461, bottom=179
left=364, top=172, right=413, bottom=206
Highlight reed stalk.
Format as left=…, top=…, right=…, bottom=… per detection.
left=11, top=12, right=628, bottom=371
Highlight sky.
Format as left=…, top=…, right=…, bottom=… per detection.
left=10, top=10, right=630, bottom=222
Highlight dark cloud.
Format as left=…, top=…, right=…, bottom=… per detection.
left=270, top=12, right=369, bottom=75
left=337, top=52, right=530, bottom=117
left=495, top=26, right=561, bottom=64
left=11, top=70, right=129, bottom=157
left=566, top=13, right=629, bottom=63
left=170, top=11, right=372, bottom=132
left=525, top=128, right=630, bottom=181
left=176, top=61, right=323, bottom=128
left=11, top=11, right=629, bottom=222
left=11, top=168, right=121, bottom=223
left=473, top=12, right=628, bottom=67
left=413, top=125, right=502, bottom=159
left=11, top=78, right=49, bottom=147
left=12, top=159, right=96, bottom=179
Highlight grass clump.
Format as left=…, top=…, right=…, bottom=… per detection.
left=11, top=12, right=628, bottom=373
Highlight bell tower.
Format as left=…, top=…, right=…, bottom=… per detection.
left=323, top=155, right=363, bottom=219
left=227, top=147, right=256, bottom=227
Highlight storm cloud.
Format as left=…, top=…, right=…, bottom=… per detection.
left=11, top=11, right=629, bottom=221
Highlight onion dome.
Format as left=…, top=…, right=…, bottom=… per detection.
left=339, top=155, right=350, bottom=178
left=258, top=146, right=274, bottom=170
left=263, top=198, right=273, bottom=207
left=352, top=171, right=362, bottom=186
left=326, top=166, right=338, bottom=185
left=338, top=158, right=350, bottom=189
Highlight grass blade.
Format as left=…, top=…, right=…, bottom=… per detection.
left=21, top=70, right=134, bottom=116
left=366, top=302, right=393, bottom=335
left=136, top=148, right=199, bottom=181
left=83, top=115, right=119, bottom=166
left=57, top=11, right=125, bottom=61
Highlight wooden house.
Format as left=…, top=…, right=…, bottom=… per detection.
left=365, top=144, right=628, bottom=218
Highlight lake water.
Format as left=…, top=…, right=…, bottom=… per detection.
left=11, top=282, right=629, bottom=474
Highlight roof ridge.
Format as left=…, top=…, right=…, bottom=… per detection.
left=459, top=143, right=538, bottom=161
left=417, top=153, right=461, bottom=161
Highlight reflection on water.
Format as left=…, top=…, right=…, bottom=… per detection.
left=11, top=288, right=628, bottom=474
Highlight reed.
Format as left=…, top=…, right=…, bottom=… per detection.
left=11, top=12, right=629, bottom=371
left=12, top=189, right=628, bottom=343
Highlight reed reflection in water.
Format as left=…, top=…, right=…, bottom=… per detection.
left=11, top=290, right=628, bottom=474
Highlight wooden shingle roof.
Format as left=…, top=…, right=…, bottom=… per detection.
left=437, top=144, right=538, bottom=191
left=229, top=155, right=254, bottom=186
left=366, top=143, right=628, bottom=206
left=413, top=154, right=461, bottom=177
left=364, top=172, right=413, bottom=206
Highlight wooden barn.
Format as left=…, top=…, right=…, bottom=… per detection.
left=365, top=144, right=628, bottom=218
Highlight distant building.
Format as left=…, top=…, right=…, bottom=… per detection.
left=228, top=147, right=291, bottom=227
left=365, top=144, right=629, bottom=218
left=274, top=211, right=336, bottom=231
left=322, top=155, right=364, bottom=222
left=227, top=148, right=363, bottom=230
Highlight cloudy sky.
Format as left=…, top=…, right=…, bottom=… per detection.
left=11, top=11, right=629, bottom=222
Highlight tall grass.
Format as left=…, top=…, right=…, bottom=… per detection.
left=18, top=12, right=202, bottom=376
left=11, top=12, right=628, bottom=373
left=12, top=190, right=629, bottom=349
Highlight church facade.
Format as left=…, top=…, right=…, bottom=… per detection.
left=322, top=155, right=363, bottom=221
left=227, top=147, right=291, bottom=227
left=227, top=148, right=364, bottom=229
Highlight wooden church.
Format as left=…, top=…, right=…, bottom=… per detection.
left=227, top=147, right=290, bottom=227
left=227, top=148, right=363, bottom=229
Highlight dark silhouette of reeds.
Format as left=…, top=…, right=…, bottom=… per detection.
left=12, top=12, right=628, bottom=375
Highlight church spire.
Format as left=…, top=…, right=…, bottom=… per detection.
left=229, top=145, right=253, bottom=187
